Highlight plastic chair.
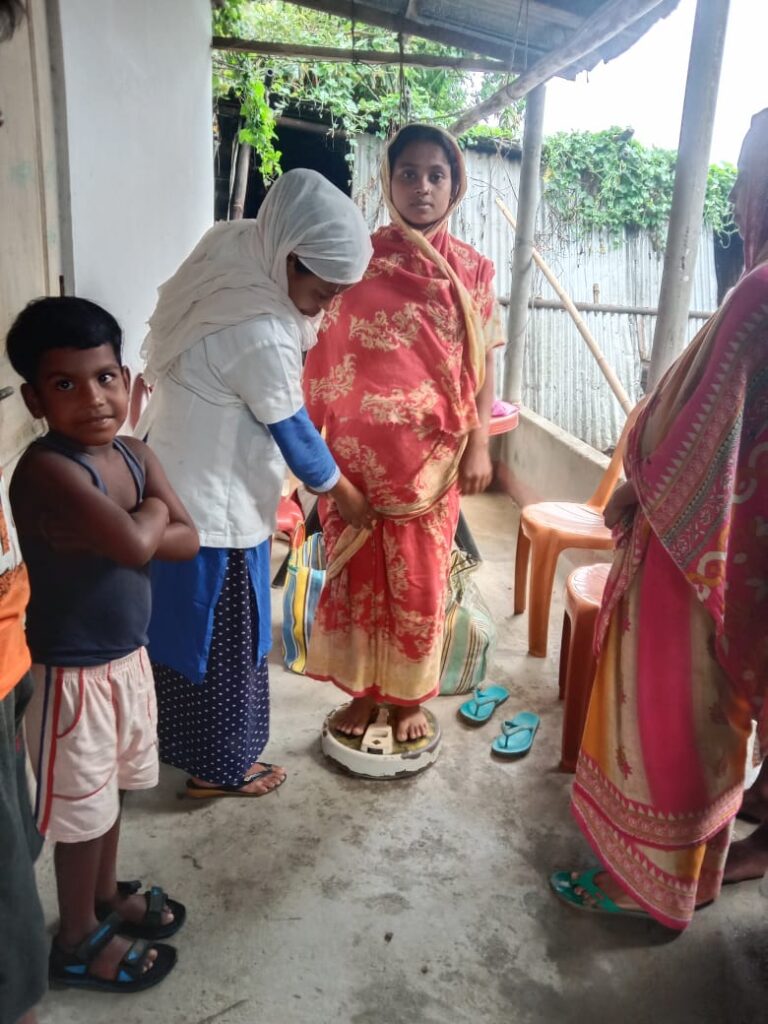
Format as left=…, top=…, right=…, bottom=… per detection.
left=276, top=495, right=304, bottom=538
left=513, top=432, right=627, bottom=657
left=558, top=562, right=610, bottom=772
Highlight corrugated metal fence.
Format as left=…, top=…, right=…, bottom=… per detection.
left=352, top=134, right=718, bottom=451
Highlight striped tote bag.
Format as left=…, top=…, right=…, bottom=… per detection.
left=439, top=550, right=497, bottom=695
left=282, top=524, right=326, bottom=674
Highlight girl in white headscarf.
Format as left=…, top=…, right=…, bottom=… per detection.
left=143, top=169, right=374, bottom=798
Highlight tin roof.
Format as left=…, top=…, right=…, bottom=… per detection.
left=281, top=1, right=681, bottom=77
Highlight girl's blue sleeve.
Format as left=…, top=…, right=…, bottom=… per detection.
left=267, top=406, right=340, bottom=493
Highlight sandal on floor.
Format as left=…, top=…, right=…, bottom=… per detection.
left=549, top=867, right=651, bottom=919
left=491, top=712, right=540, bottom=756
left=185, top=763, right=286, bottom=799
left=96, top=881, right=186, bottom=940
left=49, top=912, right=177, bottom=992
left=458, top=686, right=510, bottom=724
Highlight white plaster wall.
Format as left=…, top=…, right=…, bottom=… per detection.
left=52, top=0, right=213, bottom=369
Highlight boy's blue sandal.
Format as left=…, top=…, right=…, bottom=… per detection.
left=49, top=912, right=177, bottom=992
left=95, top=880, right=186, bottom=940
left=491, top=712, right=540, bottom=756
left=549, top=867, right=651, bottom=919
left=458, top=686, right=510, bottom=724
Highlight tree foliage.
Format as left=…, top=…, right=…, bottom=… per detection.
left=212, top=0, right=522, bottom=180
left=543, top=128, right=737, bottom=239
left=213, top=2, right=737, bottom=240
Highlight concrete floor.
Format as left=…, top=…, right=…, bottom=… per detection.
left=36, top=494, right=767, bottom=1024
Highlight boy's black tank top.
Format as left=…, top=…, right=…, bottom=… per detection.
left=22, top=434, right=152, bottom=667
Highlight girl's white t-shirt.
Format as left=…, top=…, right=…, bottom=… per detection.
left=146, top=314, right=305, bottom=549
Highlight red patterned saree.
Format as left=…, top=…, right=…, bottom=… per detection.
left=303, top=129, right=502, bottom=704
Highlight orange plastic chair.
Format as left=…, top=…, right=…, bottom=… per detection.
left=513, top=429, right=628, bottom=657
left=558, top=562, right=610, bottom=772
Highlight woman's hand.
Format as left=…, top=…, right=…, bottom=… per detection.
left=603, top=479, right=638, bottom=529
left=329, top=476, right=377, bottom=529
left=458, top=431, right=493, bottom=495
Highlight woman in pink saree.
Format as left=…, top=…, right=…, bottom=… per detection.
left=303, top=125, right=502, bottom=742
left=551, top=109, right=768, bottom=930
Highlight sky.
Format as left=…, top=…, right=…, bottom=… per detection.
left=542, top=0, right=768, bottom=165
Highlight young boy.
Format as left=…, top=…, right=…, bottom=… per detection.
left=7, top=296, right=199, bottom=993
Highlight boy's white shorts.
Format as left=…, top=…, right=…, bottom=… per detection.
left=25, top=648, right=158, bottom=843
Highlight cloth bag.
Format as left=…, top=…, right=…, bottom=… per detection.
left=282, top=536, right=496, bottom=690
left=438, top=550, right=496, bottom=695
left=282, top=524, right=326, bottom=674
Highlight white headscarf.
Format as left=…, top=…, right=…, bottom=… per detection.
left=140, top=168, right=372, bottom=385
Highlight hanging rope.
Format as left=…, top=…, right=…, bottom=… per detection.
left=397, top=33, right=409, bottom=128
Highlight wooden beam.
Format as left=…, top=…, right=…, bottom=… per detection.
left=500, top=297, right=714, bottom=320
left=212, top=37, right=513, bottom=72
left=280, top=0, right=520, bottom=64
left=276, top=116, right=347, bottom=137
left=450, top=0, right=668, bottom=135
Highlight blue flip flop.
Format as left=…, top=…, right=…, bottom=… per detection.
left=549, top=867, right=650, bottom=919
left=490, top=712, right=540, bottom=756
left=458, top=685, right=510, bottom=724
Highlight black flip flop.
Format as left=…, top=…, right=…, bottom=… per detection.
left=49, top=912, right=177, bottom=993
left=96, top=881, right=186, bottom=940
left=185, top=763, right=286, bottom=799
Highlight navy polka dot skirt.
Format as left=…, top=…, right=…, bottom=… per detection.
left=153, top=550, right=270, bottom=785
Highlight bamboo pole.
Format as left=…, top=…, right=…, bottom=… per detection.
left=212, top=37, right=513, bottom=73
left=228, top=140, right=251, bottom=221
left=648, top=0, right=730, bottom=387
left=495, top=197, right=633, bottom=415
left=503, top=84, right=545, bottom=404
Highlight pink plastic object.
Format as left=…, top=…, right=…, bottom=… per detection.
left=276, top=496, right=304, bottom=537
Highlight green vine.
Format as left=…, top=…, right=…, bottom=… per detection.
left=213, top=4, right=737, bottom=239
left=212, top=0, right=523, bottom=181
left=238, top=77, right=282, bottom=181
left=542, top=128, right=737, bottom=240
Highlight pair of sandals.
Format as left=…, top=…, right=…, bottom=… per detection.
left=458, top=686, right=540, bottom=756
left=49, top=880, right=186, bottom=993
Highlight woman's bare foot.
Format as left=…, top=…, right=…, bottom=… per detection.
left=332, top=696, right=378, bottom=736
left=240, top=762, right=286, bottom=794
left=247, top=761, right=287, bottom=787
left=724, top=821, right=768, bottom=884
left=393, top=705, right=429, bottom=743
left=573, top=871, right=643, bottom=911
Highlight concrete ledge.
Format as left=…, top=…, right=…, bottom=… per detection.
left=492, top=405, right=611, bottom=507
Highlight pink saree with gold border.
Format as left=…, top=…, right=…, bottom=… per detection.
left=573, top=253, right=768, bottom=929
